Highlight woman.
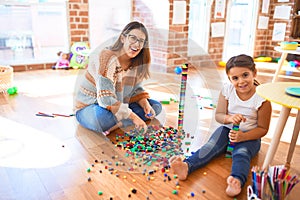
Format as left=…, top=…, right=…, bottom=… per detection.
left=74, top=21, right=162, bottom=134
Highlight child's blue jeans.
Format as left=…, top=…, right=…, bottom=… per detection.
left=184, top=126, right=261, bottom=187
left=75, top=99, right=162, bottom=133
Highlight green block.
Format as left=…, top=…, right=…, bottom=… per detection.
left=160, top=100, right=170, bottom=104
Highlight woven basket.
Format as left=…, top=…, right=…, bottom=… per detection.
left=0, top=65, right=13, bottom=92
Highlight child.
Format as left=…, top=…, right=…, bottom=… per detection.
left=169, top=54, right=272, bottom=197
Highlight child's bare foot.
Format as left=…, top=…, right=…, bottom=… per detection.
left=168, top=155, right=179, bottom=164
left=169, top=156, right=188, bottom=180
left=226, top=176, right=241, bottom=197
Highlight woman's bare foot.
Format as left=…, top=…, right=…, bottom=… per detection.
left=169, top=156, right=188, bottom=180
left=226, top=176, right=241, bottom=197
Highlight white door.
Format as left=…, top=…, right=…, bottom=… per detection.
left=188, top=0, right=212, bottom=56
left=88, top=0, right=132, bottom=50
left=222, top=0, right=259, bottom=61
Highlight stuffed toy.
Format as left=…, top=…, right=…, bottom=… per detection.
left=52, top=51, right=70, bottom=70
left=69, top=42, right=90, bottom=69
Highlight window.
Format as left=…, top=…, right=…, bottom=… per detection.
left=222, top=0, right=258, bottom=61
left=188, top=0, right=211, bottom=56
left=0, top=0, right=68, bottom=65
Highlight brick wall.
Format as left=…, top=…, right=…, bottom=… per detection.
left=207, top=0, right=296, bottom=64
left=133, top=0, right=298, bottom=69
left=11, top=0, right=297, bottom=71
left=207, top=2, right=226, bottom=65
left=253, top=0, right=296, bottom=59
left=254, top=0, right=269, bottom=58
left=167, top=0, right=190, bottom=71
left=68, top=0, right=89, bottom=43
left=65, top=0, right=296, bottom=71
left=132, top=0, right=170, bottom=72
left=132, top=0, right=190, bottom=72
left=263, top=0, right=295, bottom=59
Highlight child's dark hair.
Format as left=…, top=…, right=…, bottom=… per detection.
left=226, top=54, right=259, bottom=85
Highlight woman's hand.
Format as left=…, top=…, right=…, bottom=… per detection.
left=129, top=112, right=147, bottom=133
left=138, top=98, right=155, bottom=119
left=144, top=106, right=155, bottom=119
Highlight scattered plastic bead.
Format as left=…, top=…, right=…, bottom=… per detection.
left=131, top=188, right=137, bottom=194
left=174, top=66, right=183, bottom=74
left=7, top=86, right=18, bottom=95
left=172, top=190, right=178, bottom=195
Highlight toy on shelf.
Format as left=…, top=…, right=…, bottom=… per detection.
left=289, top=60, right=300, bottom=68
left=69, top=42, right=90, bottom=69
left=279, top=41, right=300, bottom=50
left=52, top=51, right=70, bottom=70
left=254, top=56, right=272, bottom=62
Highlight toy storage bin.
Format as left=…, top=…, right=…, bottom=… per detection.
left=0, top=65, right=13, bottom=92
left=279, top=42, right=299, bottom=50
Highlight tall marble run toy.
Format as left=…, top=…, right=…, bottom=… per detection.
left=176, top=63, right=188, bottom=132
left=225, top=124, right=240, bottom=158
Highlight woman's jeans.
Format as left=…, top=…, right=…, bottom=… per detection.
left=75, top=99, right=162, bottom=133
left=184, top=126, right=261, bottom=187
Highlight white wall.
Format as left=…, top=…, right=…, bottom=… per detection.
left=88, top=0, right=132, bottom=50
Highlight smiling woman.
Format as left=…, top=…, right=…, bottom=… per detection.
left=74, top=21, right=162, bottom=135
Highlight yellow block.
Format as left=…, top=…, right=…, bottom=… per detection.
left=218, top=61, right=226, bottom=67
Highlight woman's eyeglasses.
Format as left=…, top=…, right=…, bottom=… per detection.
left=124, top=34, right=146, bottom=47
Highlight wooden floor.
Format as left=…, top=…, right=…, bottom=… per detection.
left=0, top=63, right=299, bottom=200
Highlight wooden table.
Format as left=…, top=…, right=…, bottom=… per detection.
left=256, top=82, right=300, bottom=169
left=272, top=46, right=300, bottom=82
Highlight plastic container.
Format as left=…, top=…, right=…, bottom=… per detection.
left=279, top=42, right=299, bottom=50
left=0, top=65, right=13, bottom=92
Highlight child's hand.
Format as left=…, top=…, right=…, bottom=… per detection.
left=229, top=129, right=244, bottom=142
left=228, top=114, right=246, bottom=124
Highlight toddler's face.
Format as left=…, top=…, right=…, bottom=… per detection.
left=62, top=54, right=68, bottom=59
left=227, top=66, right=256, bottom=94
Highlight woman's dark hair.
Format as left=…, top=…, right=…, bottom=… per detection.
left=109, top=21, right=150, bottom=79
left=226, top=54, right=259, bottom=85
